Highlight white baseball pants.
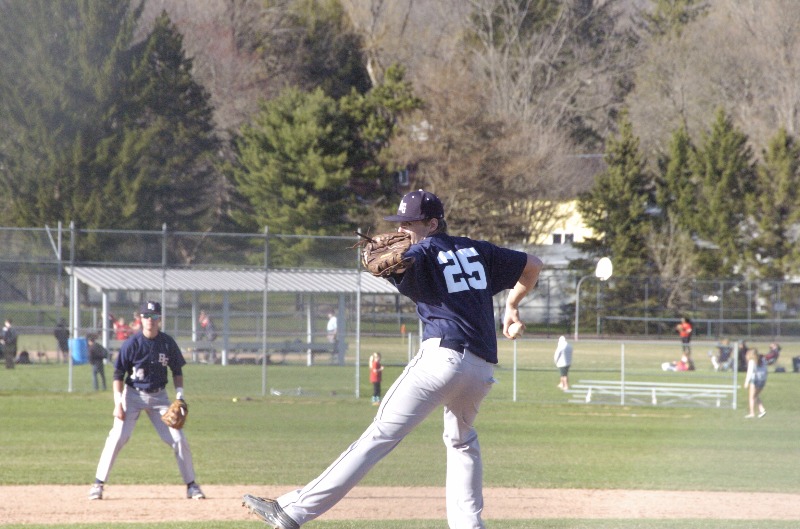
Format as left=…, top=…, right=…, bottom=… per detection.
left=94, top=387, right=196, bottom=484
left=278, top=338, right=495, bottom=529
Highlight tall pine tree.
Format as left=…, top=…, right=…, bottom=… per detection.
left=0, top=0, right=140, bottom=226
left=689, top=108, right=756, bottom=276
left=747, top=127, right=800, bottom=280
left=231, top=64, right=421, bottom=265
left=577, top=112, right=653, bottom=277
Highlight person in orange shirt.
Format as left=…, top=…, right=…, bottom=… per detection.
left=369, top=352, right=384, bottom=405
left=675, top=316, right=693, bottom=357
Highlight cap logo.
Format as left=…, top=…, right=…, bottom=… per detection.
left=398, top=200, right=407, bottom=214
left=148, top=302, right=156, bottom=311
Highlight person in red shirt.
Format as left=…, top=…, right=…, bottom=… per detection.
left=369, top=352, right=384, bottom=405
left=675, top=317, right=693, bottom=357
left=113, top=317, right=131, bottom=341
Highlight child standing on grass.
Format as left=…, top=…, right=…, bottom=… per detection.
left=369, top=352, right=384, bottom=405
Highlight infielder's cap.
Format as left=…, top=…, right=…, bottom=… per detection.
left=139, top=301, right=162, bottom=315
left=384, top=189, right=444, bottom=222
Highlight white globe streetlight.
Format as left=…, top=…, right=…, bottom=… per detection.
left=574, top=257, right=613, bottom=341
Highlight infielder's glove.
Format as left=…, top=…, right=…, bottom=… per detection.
left=357, top=232, right=414, bottom=277
left=161, top=399, right=188, bottom=429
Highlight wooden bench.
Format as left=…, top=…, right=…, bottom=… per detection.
left=566, top=379, right=738, bottom=409
left=221, top=340, right=341, bottom=365
left=105, top=338, right=341, bottom=365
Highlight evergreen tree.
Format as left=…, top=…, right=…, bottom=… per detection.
left=650, top=126, right=699, bottom=309
left=689, top=108, right=756, bottom=276
left=231, top=64, right=422, bottom=265
left=747, top=128, right=800, bottom=280
left=577, top=113, right=653, bottom=277
left=110, top=11, right=221, bottom=235
left=290, top=0, right=371, bottom=98
left=0, top=4, right=224, bottom=262
left=655, top=125, right=696, bottom=230
left=0, top=0, right=141, bottom=226
left=233, top=87, right=353, bottom=239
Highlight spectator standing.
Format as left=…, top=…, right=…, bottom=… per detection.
left=113, top=317, right=131, bottom=341
left=87, top=334, right=108, bottom=391
left=198, top=310, right=218, bottom=364
left=675, top=317, right=693, bottom=357
left=326, top=312, right=338, bottom=343
left=553, top=336, right=573, bottom=391
left=744, top=348, right=768, bottom=419
left=737, top=340, right=749, bottom=372
left=369, top=352, right=384, bottom=405
left=1, top=319, right=17, bottom=369
left=54, top=318, right=70, bottom=363
left=198, top=310, right=217, bottom=342
left=88, top=301, right=205, bottom=501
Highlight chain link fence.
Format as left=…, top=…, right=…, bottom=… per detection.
left=1, top=225, right=797, bottom=396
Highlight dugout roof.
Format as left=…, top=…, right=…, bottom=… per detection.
left=69, top=266, right=399, bottom=295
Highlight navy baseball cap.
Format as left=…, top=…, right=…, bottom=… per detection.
left=139, top=301, right=162, bottom=315
left=384, top=189, right=444, bottom=222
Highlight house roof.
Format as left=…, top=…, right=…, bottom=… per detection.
left=69, top=267, right=400, bottom=295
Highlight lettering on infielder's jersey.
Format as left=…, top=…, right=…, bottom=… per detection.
left=159, top=353, right=169, bottom=367
left=438, top=248, right=487, bottom=293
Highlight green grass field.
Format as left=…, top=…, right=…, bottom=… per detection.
left=1, top=337, right=799, bottom=528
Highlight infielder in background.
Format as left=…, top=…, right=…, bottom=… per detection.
left=88, top=301, right=205, bottom=501
left=244, top=189, right=543, bottom=529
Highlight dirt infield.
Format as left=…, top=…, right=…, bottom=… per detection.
left=3, top=485, right=800, bottom=524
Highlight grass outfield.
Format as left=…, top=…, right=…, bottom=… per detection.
left=1, top=337, right=799, bottom=527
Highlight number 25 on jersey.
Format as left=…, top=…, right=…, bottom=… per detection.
left=438, top=248, right=487, bottom=293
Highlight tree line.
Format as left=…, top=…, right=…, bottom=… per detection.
left=2, top=0, right=800, bottom=283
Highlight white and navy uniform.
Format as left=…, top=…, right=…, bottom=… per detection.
left=94, top=331, right=197, bottom=484
left=275, top=232, right=527, bottom=529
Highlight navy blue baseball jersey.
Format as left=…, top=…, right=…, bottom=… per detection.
left=114, top=332, right=185, bottom=391
left=392, top=233, right=527, bottom=363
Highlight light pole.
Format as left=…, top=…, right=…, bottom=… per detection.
left=574, top=257, right=613, bottom=341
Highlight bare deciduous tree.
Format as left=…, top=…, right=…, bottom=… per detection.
left=628, top=0, right=800, bottom=157
left=645, top=214, right=697, bottom=309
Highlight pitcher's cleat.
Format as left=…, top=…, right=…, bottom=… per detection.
left=187, top=482, right=206, bottom=499
left=88, top=483, right=103, bottom=500
left=242, top=494, right=300, bottom=529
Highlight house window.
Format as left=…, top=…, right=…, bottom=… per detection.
left=552, top=234, right=562, bottom=244
left=565, top=234, right=574, bottom=243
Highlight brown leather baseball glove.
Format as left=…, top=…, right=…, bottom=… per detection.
left=358, top=232, right=414, bottom=277
left=161, top=398, right=188, bottom=429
